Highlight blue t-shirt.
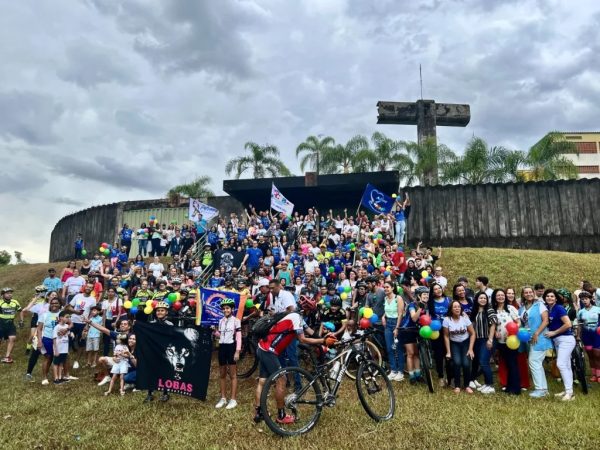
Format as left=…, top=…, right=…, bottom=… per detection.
left=195, top=219, right=208, bottom=234
left=120, top=228, right=133, bottom=242
left=75, top=239, right=84, bottom=249
left=272, top=246, right=281, bottom=263
left=394, top=210, right=405, bottom=221
left=237, top=229, right=247, bottom=241
left=245, top=248, right=263, bottom=268
left=43, top=277, right=63, bottom=292
left=459, top=299, right=473, bottom=316
left=548, top=304, right=572, bottom=336
left=88, top=316, right=103, bottom=339
left=207, top=232, right=219, bottom=245
left=432, top=297, right=450, bottom=321
left=209, top=277, right=224, bottom=288
left=400, top=302, right=418, bottom=328
left=260, top=217, right=270, bottom=229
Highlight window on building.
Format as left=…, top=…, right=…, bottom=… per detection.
left=577, top=165, right=600, bottom=174
left=564, top=135, right=582, bottom=140
left=574, top=142, right=598, bottom=153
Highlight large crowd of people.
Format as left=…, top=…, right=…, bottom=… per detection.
left=1, top=195, right=599, bottom=423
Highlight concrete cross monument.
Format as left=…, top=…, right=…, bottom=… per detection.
left=376, top=99, right=470, bottom=184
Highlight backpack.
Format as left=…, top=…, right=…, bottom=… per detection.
left=252, top=312, right=290, bottom=339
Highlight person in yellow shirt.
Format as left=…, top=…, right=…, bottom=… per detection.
left=0, top=288, right=22, bottom=363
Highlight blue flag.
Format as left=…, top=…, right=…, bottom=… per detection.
left=199, top=288, right=242, bottom=326
left=360, top=184, right=395, bottom=214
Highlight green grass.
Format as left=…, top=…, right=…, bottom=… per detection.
left=0, top=249, right=598, bottom=449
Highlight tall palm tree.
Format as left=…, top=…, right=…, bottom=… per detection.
left=441, top=137, right=527, bottom=184
left=295, top=135, right=336, bottom=173
left=526, top=132, right=579, bottom=180
left=365, top=132, right=409, bottom=171
left=167, top=175, right=214, bottom=203
left=400, top=138, right=456, bottom=186
left=225, top=142, right=292, bottom=179
left=319, top=135, right=371, bottom=174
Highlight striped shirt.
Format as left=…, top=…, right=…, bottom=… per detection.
left=474, top=307, right=497, bottom=339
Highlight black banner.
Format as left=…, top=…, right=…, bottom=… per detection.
left=134, top=322, right=212, bottom=400
left=214, top=249, right=244, bottom=273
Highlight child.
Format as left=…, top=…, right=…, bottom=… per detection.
left=213, top=298, right=241, bottom=410
left=105, top=335, right=129, bottom=396
left=52, top=311, right=71, bottom=384
left=85, top=306, right=102, bottom=368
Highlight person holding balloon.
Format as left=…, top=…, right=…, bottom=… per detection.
left=543, top=289, right=576, bottom=401
left=443, top=300, right=476, bottom=393
left=519, top=286, right=552, bottom=398
left=469, top=292, right=497, bottom=394
left=576, top=291, right=600, bottom=383
left=401, top=286, right=430, bottom=383
left=382, top=281, right=405, bottom=381
left=428, top=282, right=452, bottom=387
left=492, top=289, right=521, bottom=395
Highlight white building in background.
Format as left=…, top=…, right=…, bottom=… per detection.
left=558, top=132, right=600, bottom=179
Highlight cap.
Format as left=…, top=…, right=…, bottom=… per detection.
left=257, top=278, right=270, bottom=288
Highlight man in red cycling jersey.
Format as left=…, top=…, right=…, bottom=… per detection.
left=254, top=309, right=335, bottom=424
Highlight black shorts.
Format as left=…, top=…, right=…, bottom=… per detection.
left=53, top=353, right=68, bottom=365
left=70, top=323, right=86, bottom=348
left=218, top=343, right=237, bottom=366
left=257, top=348, right=281, bottom=379
left=0, top=320, right=16, bottom=340
left=30, top=313, right=39, bottom=329
left=400, top=328, right=417, bottom=344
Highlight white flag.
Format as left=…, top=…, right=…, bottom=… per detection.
left=189, top=198, right=219, bottom=222
left=270, top=183, right=294, bottom=217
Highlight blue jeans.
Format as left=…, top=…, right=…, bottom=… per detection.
left=124, top=370, right=136, bottom=384
left=279, top=341, right=301, bottom=389
left=450, top=340, right=471, bottom=388
left=395, top=220, right=406, bottom=244
left=138, top=240, right=148, bottom=256
left=384, top=318, right=404, bottom=372
left=472, top=337, right=493, bottom=385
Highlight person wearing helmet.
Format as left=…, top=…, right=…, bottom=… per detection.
left=221, top=276, right=235, bottom=292
left=21, top=285, right=49, bottom=354
left=401, top=286, right=429, bottom=383
left=576, top=290, right=600, bottom=382
left=0, top=288, right=22, bottom=363
left=214, top=298, right=241, bottom=410
left=319, top=295, right=346, bottom=339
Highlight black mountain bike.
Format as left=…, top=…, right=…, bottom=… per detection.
left=571, top=324, right=589, bottom=394
left=236, top=333, right=258, bottom=379
left=259, top=328, right=395, bottom=437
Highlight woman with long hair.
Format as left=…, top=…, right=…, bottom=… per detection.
left=382, top=281, right=405, bottom=381
left=492, top=288, right=521, bottom=395
left=453, top=283, right=473, bottom=316
left=443, top=300, right=476, bottom=393
left=469, top=292, right=497, bottom=393
left=428, top=282, right=452, bottom=387
left=576, top=291, right=600, bottom=383
left=60, top=260, right=77, bottom=283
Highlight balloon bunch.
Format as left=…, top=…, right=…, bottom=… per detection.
left=419, top=270, right=433, bottom=286
left=418, top=315, right=441, bottom=340
left=98, top=242, right=111, bottom=256
left=357, top=307, right=379, bottom=329
left=148, top=215, right=158, bottom=228
left=505, top=322, right=530, bottom=349
left=137, top=228, right=150, bottom=239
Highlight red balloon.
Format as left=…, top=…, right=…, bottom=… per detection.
left=188, top=299, right=196, bottom=307
left=596, top=326, right=600, bottom=336
left=359, top=318, right=372, bottom=329
left=506, top=322, right=519, bottom=336
left=101, top=242, right=108, bottom=248
left=151, top=300, right=158, bottom=308
left=173, top=301, right=182, bottom=311
left=419, top=315, right=432, bottom=326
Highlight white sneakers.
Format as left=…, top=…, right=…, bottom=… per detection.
left=469, top=380, right=482, bottom=390
left=555, top=391, right=575, bottom=401
left=73, top=361, right=79, bottom=369
left=41, top=379, right=49, bottom=386
left=65, top=375, right=78, bottom=380
left=215, top=398, right=238, bottom=409
left=98, top=376, right=111, bottom=386
left=480, top=385, right=495, bottom=394
left=389, top=371, right=404, bottom=381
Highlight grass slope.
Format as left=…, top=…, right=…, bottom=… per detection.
left=0, top=249, right=598, bottom=449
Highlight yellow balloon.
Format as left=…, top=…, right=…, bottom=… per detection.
left=363, top=307, right=373, bottom=319
left=144, top=306, right=153, bottom=315
left=506, top=335, right=520, bottom=350
left=175, top=292, right=181, bottom=301
left=421, top=270, right=429, bottom=278
left=430, top=331, right=440, bottom=340
left=123, top=300, right=132, bottom=309
left=340, top=293, right=348, bottom=300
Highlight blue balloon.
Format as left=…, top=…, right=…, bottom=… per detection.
left=369, top=313, right=379, bottom=324
left=150, top=215, right=156, bottom=220
left=323, top=322, right=335, bottom=332
left=130, top=307, right=138, bottom=315
left=120, top=280, right=128, bottom=288
left=430, top=320, right=442, bottom=331
left=517, top=329, right=531, bottom=342
left=383, top=271, right=390, bottom=276
left=337, top=286, right=344, bottom=294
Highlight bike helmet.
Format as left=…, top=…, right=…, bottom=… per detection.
left=326, top=283, right=336, bottom=292
left=171, top=277, right=182, bottom=285
left=179, top=287, right=189, bottom=294
left=220, top=298, right=235, bottom=309
left=415, top=286, right=429, bottom=297
left=556, top=288, right=572, bottom=303
left=299, top=295, right=317, bottom=312
left=225, top=275, right=234, bottom=284
left=155, top=301, right=170, bottom=310
left=329, top=295, right=342, bottom=308
left=35, top=285, right=48, bottom=293
left=356, top=282, right=367, bottom=290
left=1, top=287, right=13, bottom=294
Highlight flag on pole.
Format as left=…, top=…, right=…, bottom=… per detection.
left=360, top=183, right=395, bottom=214
left=189, top=198, right=219, bottom=222
left=270, top=183, right=294, bottom=216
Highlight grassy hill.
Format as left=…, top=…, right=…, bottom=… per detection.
left=0, top=248, right=598, bottom=449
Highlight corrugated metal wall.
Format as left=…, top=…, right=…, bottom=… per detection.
left=122, top=207, right=188, bottom=256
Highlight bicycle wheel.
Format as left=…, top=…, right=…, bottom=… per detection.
left=356, top=361, right=395, bottom=422
left=346, top=340, right=382, bottom=380
left=418, top=341, right=435, bottom=393
left=572, top=344, right=589, bottom=395
left=260, top=367, right=323, bottom=437
left=236, top=338, right=258, bottom=379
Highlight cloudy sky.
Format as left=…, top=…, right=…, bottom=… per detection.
left=1, top=0, right=599, bottom=262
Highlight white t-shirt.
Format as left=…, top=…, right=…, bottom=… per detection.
left=443, top=316, right=472, bottom=342
left=69, top=294, right=96, bottom=324
left=334, top=219, right=344, bottom=229
left=31, top=302, right=49, bottom=317
left=148, top=262, right=164, bottom=278
left=304, top=259, right=319, bottom=274
left=218, top=316, right=241, bottom=345
left=64, top=276, right=86, bottom=296
left=273, top=290, right=296, bottom=313
left=496, top=305, right=520, bottom=343
left=53, top=323, right=70, bottom=354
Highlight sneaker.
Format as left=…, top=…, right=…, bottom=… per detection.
left=124, top=384, right=134, bottom=391
left=159, top=393, right=170, bottom=402
left=561, top=392, right=575, bottom=401
left=53, top=379, right=64, bottom=385
left=554, top=391, right=566, bottom=398
left=253, top=409, right=264, bottom=423
left=24, top=373, right=34, bottom=382
left=396, top=373, right=405, bottom=382
left=529, top=390, right=548, bottom=398
left=73, top=361, right=80, bottom=369
left=276, top=414, right=295, bottom=424
left=98, top=376, right=111, bottom=386
left=65, top=375, right=79, bottom=381
left=438, top=378, right=447, bottom=387
left=388, top=371, right=398, bottom=381
left=143, top=394, right=154, bottom=403
left=215, top=398, right=227, bottom=409
left=225, top=399, right=238, bottom=410
left=481, top=386, right=496, bottom=394
left=41, top=379, right=49, bottom=386
left=61, top=378, right=70, bottom=383
left=469, top=380, right=482, bottom=390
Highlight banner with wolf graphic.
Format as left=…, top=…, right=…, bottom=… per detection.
left=134, top=322, right=212, bottom=400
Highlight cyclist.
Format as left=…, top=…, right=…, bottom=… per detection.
left=253, top=309, right=335, bottom=424
left=214, top=298, right=241, bottom=410
left=319, top=295, right=346, bottom=339
left=20, top=285, right=49, bottom=354
left=402, top=286, right=429, bottom=383
left=0, top=287, right=22, bottom=363
left=576, top=291, right=600, bottom=382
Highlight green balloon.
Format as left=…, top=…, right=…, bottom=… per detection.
left=419, top=326, right=433, bottom=339
left=132, top=298, right=140, bottom=307
left=167, top=292, right=177, bottom=302
left=328, top=266, right=335, bottom=273
left=344, top=286, right=351, bottom=293
left=397, top=286, right=404, bottom=295
left=81, top=249, right=87, bottom=256
left=359, top=307, right=365, bottom=318
left=377, top=233, right=383, bottom=239
left=245, top=299, right=254, bottom=308
left=350, top=243, right=356, bottom=250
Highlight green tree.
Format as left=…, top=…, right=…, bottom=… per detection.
left=0, top=250, right=10, bottom=266
left=167, top=175, right=214, bottom=203
left=225, top=142, right=292, bottom=179
left=295, top=135, right=336, bottom=173
left=320, top=135, right=371, bottom=174
left=526, top=132, right=579, bottom=180
left=400, top=138, right=456, bottom=186
left=441, top=137, right=527, bottom=184
left=364, top=132, right=410, bottom=172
